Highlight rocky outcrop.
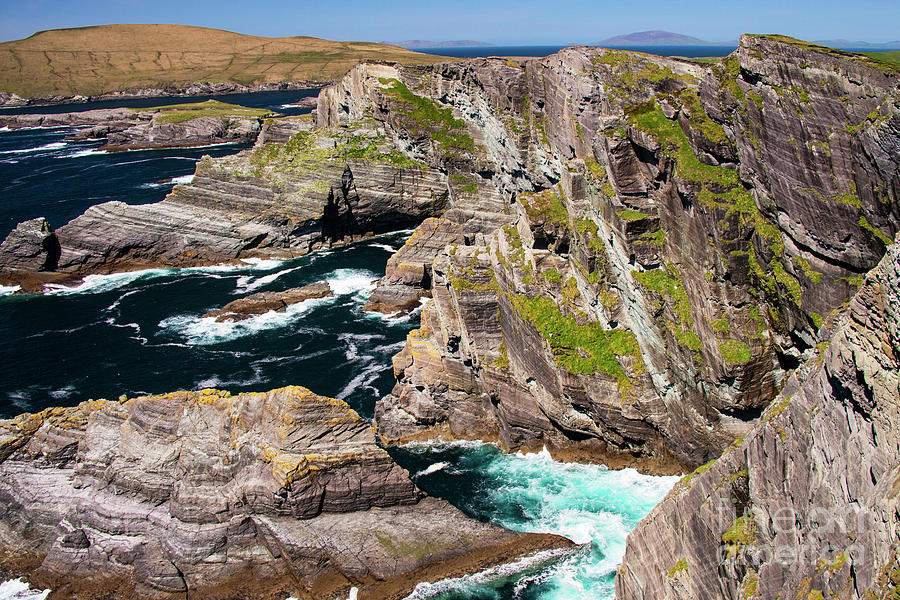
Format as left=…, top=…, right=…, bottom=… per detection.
left=0, top=218, right=60, bottom=272
left=355, top=36, right=900, bottom=471
left=0, top=81, right=317, bottom=108
left=0, top=386, right=571, bottom=599
left=616, top=234, right=900, bottom=600
left=0, top=116, right=451, bottom=292
left=201, top=282, right=332, bottom=322
left=1, top=103, right=281, bottom=151
left=0, top=107, right=141, bottom=130
left=100, top=114, right=263, bottom=151
left=2, top=36, right=898, bottom=470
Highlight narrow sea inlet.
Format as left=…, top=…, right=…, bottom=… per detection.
left=0, top=100, right=677, bottom=599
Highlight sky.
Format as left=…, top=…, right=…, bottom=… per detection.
left=1, top=0, right=898, bottom=45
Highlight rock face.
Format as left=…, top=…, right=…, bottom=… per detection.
left=0, top=386, right=570, bottom=599
left=2, top=36, right=898, bottom=471
left=616, top=236, right=900, bottom=599
left=0, top=218, right=60, bottom=271
left=0, top=113, right=451, bottom=291
left=100, top=114, right=263, bottom=151
left=201, top=282, right=332, bottom=321
left=357, top=36, right=900, bottom=470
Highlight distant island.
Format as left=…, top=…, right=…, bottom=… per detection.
left=386, top=40, right=495, bottom=49
left=598, top=30, right=736, bottom=46
left=598, top=29, right=900, bottom=49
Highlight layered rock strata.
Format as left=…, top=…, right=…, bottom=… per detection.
left=0, top=81, right=316, bottom=108
left=1, top=103, right=278, bottom=151
left=0, top=386, right=570, bottom=599
left=363, top=36, right=900, bottom=469
left=0, top=114, right=451, bottom=292
left=201, top=282, right=332, bottom=322
left=616, top=235, right=900, bottom=599
left=2, top=35, right=898, bottom=470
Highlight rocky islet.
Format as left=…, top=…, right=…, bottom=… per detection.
left=0, top=33, right=898, bottom=598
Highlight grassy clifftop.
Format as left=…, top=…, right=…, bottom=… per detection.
left=0, top=24, right=450, bottom=97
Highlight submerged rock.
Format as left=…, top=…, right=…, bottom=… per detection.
left=0, top=386, right=571, bottom=599
left=201, top=281, right=332, bottom=321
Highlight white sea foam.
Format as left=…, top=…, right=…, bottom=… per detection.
left=325, top=268, right=378, bottom=298
left=401, top=548, right=576, bottom=599
left=399, top=442, right=679, bottom=599
left=0, top=285, right=21, bottom=296
left=413, top=462, right=449, bottom=479
left=44, top=269, right=172, bottom=295
left=238, top=257, right=286, bottom=270
left=158, top=297, right=331, bottom=345
left=234, top=264, right=302, bottom=293
left=0, top=578, right=49, bottom=600
left=0, top=141, right=67, bottom=155
left=367, top=242, right=397, bottom=253
left=139, top=173, right=194, bottom=188
left=65, top=147, right=107, bottom=158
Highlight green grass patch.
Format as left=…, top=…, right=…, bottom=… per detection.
left=512, top=294, right=643, bottom=390
left=617, top=209, right=650, bottom=221
left=379, top=77, right=476, bottom=157
left=723, top=516, right=756, bottom=553
left=676, top=88, right=728, bottom=144
left=541, top=268, right=563, bottom=283
left=636, top=229, right=666, bottom=246
left=793, top=256, right=823, bottom=283
left=711, top=317, right=730, bottom=334
left=668, top=557, right=688, bottom=578
left=520, top=188, right=569, bottom=227
left=140, top=99, right=274, bottom=123
left=859, top=215, right=892, bottom=245
left=719, top=339, right=751, bottom=365
left=633, top=267, right=692, bottom=326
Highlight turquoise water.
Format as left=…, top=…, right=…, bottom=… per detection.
left=0, top=103, right=679, bottom=599
left=390, top=442, right=679, bottom=599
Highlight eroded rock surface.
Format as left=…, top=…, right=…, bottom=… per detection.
left=360, top=36, right=900, bottom=470
left=201, top=281, right=332, bottom=322
left=616, top=235, right=900, bottom=599
left=2, top=35, right=898, bottom=472
left=0, top=386, right=570, bottom=599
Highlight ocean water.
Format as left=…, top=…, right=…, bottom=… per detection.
left=412, top=45, right=738, bottom=58
left=0, top=93, right=678, bottom=599
left=0, top=126, right=254, bottom=238
left=390, top=443, right=678, bottom=599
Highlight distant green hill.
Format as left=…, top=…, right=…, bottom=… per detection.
left=0, top=24, right=449, bottom=98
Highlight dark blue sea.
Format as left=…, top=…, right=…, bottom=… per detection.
left=0, top=94, right=677, bottom=600
left=414, top=44, right=739, bottom=58
left=414, top=44, right=900, bottom=59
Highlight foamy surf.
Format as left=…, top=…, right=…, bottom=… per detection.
left=396, top=441, right=680, bottom=599
left=234, top=264, right=302, bottom=294
left=368, top=242, right=398, bottom=253
left=413, top=462, right=449, bottom=478
left=0, top=141, right=67, bottom=155
left=0, top=578, right=50, bottom=600
left=0, top=285, right=21, bottom=296
left=401, top=548, right=577, bottom=600
left=326, top=269, right=378, bottom=298
left=139, top=174, right=195, bottom=188
left=44, top=269, right=172, bottom=295
left=158, top=297, right=332, bottom=345
left=64, top=147, right=108, bottom=159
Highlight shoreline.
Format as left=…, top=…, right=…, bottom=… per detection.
left=0, top=80, right=326, bottom=110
